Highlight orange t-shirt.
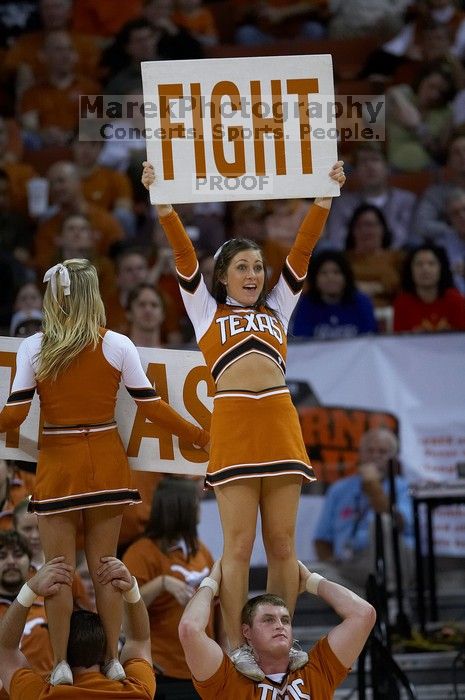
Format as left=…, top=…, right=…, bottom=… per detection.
left=194, top=637, right=348, bottom=699
left=4, top=31, right=100, bottom=82
left=73, top=1, right=143, bottom=38
left=123, top=537, right=214, bottom=679
left=35, top=203, right=124, bottom=275
left=118, top=471, right=163, bottom=549
left=20, top=76, right=101, bottom=133
left=10, top=659, right=155, bottom=699
left=105, top=285, right=183, bottom=342
left=72, top=571, right=94, bottom=610
left=0, top=598, right=52, bottom=673
left=347, top=249, right=403, bottom=308
left=0, top=469, right=36, bottom=529
left=2, top=162, right=38, bottom=213
left=173, top=8, right=218, bottom=40
left=104, top=290, right=129, bottom=335
left=80, top=166, right=133, bottom=211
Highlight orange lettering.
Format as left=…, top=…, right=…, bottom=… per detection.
left=251, top=79, right=286, bottom=176
left=179, top=365, right=213, bottom=463
left=286, top=78, right=319, bottom=174
left=126, top=363, right=175, bottom=461
left=299, top=407, right=331, bottom=446
left=331, top=409, right=368, bottom=450
left=158, top=84, right=186, bottom=180
left=191, top=82, right=206, bottom=178
left=211, top=81, right=245, bottom=177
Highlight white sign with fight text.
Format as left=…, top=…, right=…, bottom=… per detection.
left=141, top=54, right=340, bottom=202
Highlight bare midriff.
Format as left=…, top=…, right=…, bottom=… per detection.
left=215, top=353, right=285, bottom=392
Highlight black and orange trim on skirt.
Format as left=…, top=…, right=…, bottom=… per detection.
left=205, top=387, right=315, bottom=488
left=28, top=422, right=141, bottom=515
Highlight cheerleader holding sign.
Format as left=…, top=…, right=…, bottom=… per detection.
left=142, top=159, right=345, bottom=680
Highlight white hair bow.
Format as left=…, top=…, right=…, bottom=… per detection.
left=43, top=263, right=71, bottom=299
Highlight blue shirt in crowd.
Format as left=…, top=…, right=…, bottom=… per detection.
left=314, top=474, right=414, bottom=560
left=291, top=290, right=377, bottom=340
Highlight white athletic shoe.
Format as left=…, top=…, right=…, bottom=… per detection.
left=50, top=660, right=73, bottom=686
left=289, top=646, right=309, bottom=671
left=230, top=645, right=265, bottom=681
left=102, top=658, right=126, bottom=681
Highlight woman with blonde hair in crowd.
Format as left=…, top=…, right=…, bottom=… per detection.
left=0, top=258, right=209, bottom=686
left=142, top=160, right=345, bottom=681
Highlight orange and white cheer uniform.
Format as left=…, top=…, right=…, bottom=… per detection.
left=0, top=330, right=208, bottom=514
left=159, top=204, right=329, bottom=487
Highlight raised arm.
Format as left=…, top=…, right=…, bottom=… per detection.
left=118, top=333, right=209, bottom=448
left=178, top=560, right=224, bottom=682
left=141, top=162, right=218, bottom=338
left=0, top=557, right=73, bottom=694
left=96, top=557, right=152, bottom=666
left=298, top=561, right=375, bottom=669
left=287, top=161, right=346, bottom=279
left=141, top=162, right=198, bottom=280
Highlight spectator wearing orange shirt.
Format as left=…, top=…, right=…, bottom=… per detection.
left=105, top=250, right=151, bottom=334
left=116, top=286, right=169, bottom=556
left=345, top=204, right=404, bottom=308
left=231, top=200, right=290, bottom=287
left=4, top=0, right=100, bottom=98
left=34, top=161, right=124, bottom=275
left=173, top=0, right=219, bottom=46
left=118, top=471, right=163, bottom=557
left=0, top=530, right=53, bottom=685
left=5, top=460, right=36, bottom=510
left=263, top=199, right=311, bottom=285
left=0, top=460, right=38, bottom=532
left=72, top=0, right=143, bottom=39
left=72, top=135, right=136, bottom=238
left=19, top=30, right=100, bottom=149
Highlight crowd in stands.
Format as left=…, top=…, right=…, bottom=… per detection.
left=0, top=4, right=464, bottom=695
left=1, top=0, right=465, bottom=343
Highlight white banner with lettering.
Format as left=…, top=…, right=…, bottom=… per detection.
left=1, top=333, right=464, bottom=556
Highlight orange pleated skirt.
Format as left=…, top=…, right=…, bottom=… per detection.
left=205, top=387, right=315, bottom=488
left=28, top=423, right=141, bottom=515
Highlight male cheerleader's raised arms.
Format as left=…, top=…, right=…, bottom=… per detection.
left=142, top=160, right=345, bottom=680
